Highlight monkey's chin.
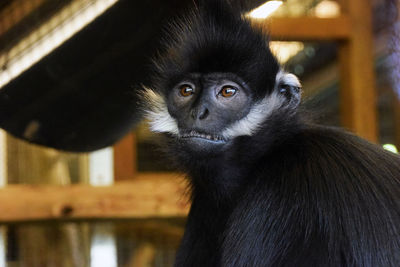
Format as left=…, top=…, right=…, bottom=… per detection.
left=180, top=137, right=229, bottom=155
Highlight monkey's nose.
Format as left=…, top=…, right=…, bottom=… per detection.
left=198, top=108, right=209, bottom=120
left=191, top=107, right=209, bottom=120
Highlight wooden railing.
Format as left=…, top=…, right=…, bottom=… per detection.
left=0, top=173, right=189, bottom=222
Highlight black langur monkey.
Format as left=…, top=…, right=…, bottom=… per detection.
left=141, top=1, right=400, bottom=266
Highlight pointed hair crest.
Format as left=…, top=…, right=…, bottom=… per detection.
left=152, top=0, right=280, bottom=97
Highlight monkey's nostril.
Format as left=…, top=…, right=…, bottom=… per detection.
left=198, top=108, right=209, bottom=120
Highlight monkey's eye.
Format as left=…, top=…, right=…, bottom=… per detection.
left=179, top=84, right=194, bottom=97
left=219, top=86, right=237, bottom=97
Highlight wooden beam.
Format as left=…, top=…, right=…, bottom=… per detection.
left=116, top=220, right=184, bottom=241
left=252, top=16, right=351, bottom=41
left=0, top=130, right=6, bottom=185
left=114, top=133, right=136, bottom=181
left=0, top=173, right=190, bottom=222
left=0, top=0, right=46, bottom=37
left=338, top=0, right=377, bottom=142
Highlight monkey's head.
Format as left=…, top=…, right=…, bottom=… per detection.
left=142, top=0, right=301, bottom=157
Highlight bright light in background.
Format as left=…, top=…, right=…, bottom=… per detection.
left=269, top=41, right=304, bottom=63
left=0, top=0, right=119, bottom=89
left=247, top=1, right=283, bottom=19
left=90, top=225, right=117, bottom=267
left=89, top=147, right=114, bottom=186
left=383, top=144, right=399, bottom=154
left=313, top=0, right=340, bottom=18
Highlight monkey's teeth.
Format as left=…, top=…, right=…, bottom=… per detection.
left=181, top=131, right=225, bottom=142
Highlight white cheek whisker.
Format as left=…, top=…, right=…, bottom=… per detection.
left=222, top=70, right=301, bottom=139
left=141, top=70, right=301, bottom=139
left=141, top=87, right=179, bottom=135
left=222, top=91, right=285, bottom=139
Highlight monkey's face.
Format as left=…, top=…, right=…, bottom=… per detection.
left=166, top=72, right=252, bottom=153
left=142, top=70, right=301, bottom=156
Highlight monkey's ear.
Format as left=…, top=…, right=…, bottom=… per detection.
left=276, top=71, right=302, bottom=108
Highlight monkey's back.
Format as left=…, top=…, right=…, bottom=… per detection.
left=220, top=126, right=400, bottom=267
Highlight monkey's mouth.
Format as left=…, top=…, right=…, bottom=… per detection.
left=180, top=131, right=227, bottom=143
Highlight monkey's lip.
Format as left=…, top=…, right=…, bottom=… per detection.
left=180, top=131, right=227, bottom=143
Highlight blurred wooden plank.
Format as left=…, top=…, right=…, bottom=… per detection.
left=114, top=133, right=136, bottom=180
left=0, top=173, right=189, bottom=222
left=116, top=220, right=184, bottom=241
left=0, top=130, right=6, bottom=186
left=338, top=0, right=377, bottom=142
left=0, top=0, right=46, bottom=37
left=130, top=243, right=156, bottom=267
left=252, top=16, right=351, bottom=41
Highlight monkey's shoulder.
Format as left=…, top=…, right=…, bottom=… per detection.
left=221, top=126, right=400, bottom=266
left=253, top=124, right=400, bottom=202
left=265, top=124, right=400, bottom=176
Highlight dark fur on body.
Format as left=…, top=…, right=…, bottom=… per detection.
left=168, top=113, right=400, bottom=266
left=145, top=1, right=400, bottom=266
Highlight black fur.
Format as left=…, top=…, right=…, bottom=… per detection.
left=147, top=1, right=400, bottom=266
left=152, top=0, right=279, bottom=99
